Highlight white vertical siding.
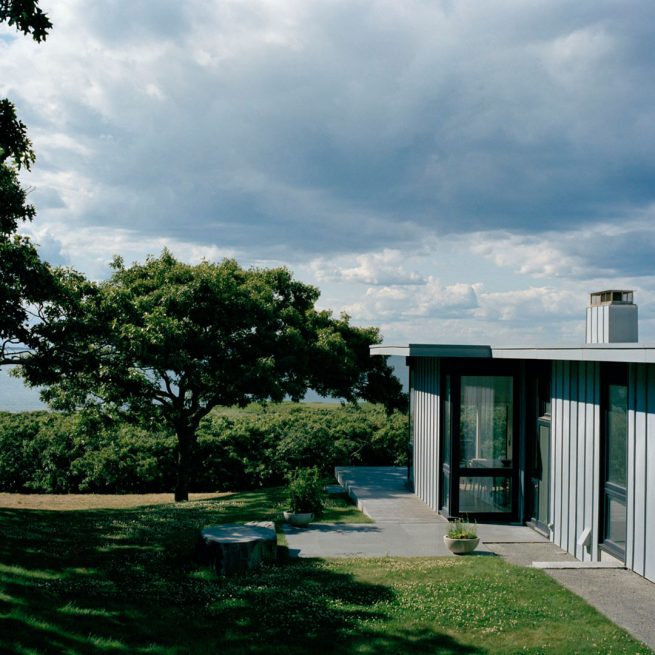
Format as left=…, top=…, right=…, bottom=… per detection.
left=551, top=360, right=655, bottom=581
left=627, top=363, right=655, bottom=581
left=411, top=358, right=440, bottom=512
left=645, top=367, right=655, bottom=581
left=551, top=361, right=599, bottom=562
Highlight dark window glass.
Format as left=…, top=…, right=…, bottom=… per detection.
left=443, top=376, right=451, bottom=464
left=459, top=477, right=512, bottom=513
left=605, top=496, right=627, bottom=547
left=607, top=384, right=627, bottom=487
left=459, top=376, right=513, bottom=468
left=441, top=375, right=452, bottom=511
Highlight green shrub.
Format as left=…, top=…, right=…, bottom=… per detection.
left=0, top=402, right=408, bottom=493
left=286, top=466, right=324, bottom=516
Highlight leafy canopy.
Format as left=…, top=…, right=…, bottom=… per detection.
left=0, top=1, right=54, bottom=364
left=23, top=252, right=405, bottom=500
left=0, top=0, right=51, bottom=42
left=25, top=251, right=405, bottom=426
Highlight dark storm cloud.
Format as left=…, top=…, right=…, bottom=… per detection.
left=4, top=0, right=655, bottom=266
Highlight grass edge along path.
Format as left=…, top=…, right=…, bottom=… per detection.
left=0, top=490, right=651, bottom=654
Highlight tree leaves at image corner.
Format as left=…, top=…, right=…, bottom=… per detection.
left=0, top=0, right=52, bottom=43
left=0, top=1, right=54, bottom=363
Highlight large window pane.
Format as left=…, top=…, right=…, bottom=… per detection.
left=459, top=476, right=512, bottom=513
left=441, top=375, right=452, bottom=511
left=459, top=376, right=513, bottom=468
left=607, top=384, right=627, bottom=487
left=443, top=375, right=451, bottom=464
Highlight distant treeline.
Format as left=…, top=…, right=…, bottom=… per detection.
left=0, top=403, right=408, bottom=494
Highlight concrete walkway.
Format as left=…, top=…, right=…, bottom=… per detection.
left=282, top=466, right=655, bottom=651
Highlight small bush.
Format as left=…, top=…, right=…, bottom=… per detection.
left=286, top=467, right=324, bottom=517
left=446, top=519, right=477, bottom=539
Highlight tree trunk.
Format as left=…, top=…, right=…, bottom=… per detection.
left=175, top=428, right=196, bottom=502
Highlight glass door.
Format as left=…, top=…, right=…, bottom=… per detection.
left=440, top=363, right=518, bottom=521
left=601, top=365, right=628, bottom=560
left=530, top=416, right=551, bottom=533
left=527, top=365, right=551, bottom=533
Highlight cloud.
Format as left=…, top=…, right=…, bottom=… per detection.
left=342, top=277, right=480, bottom=321
left=2, top=0, right=655, bottom=261
left=4, top=1, right=655, bottom=348
left=23, top=222, right=236, bottom=281
left=314, top=249, right=425, bottom=285
left=469, top=216, right=655, bottom=279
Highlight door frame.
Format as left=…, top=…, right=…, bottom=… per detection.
left=439, top=358, right=520, bottom=522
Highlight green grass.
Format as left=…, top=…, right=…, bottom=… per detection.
left=0, top=490, right=650, bottom=654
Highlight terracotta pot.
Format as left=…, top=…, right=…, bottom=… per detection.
left=443, top=535, right=480, bottom=554
left=283, top=511, right=314, bottom=527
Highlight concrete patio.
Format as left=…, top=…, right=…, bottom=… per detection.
left=282, top=466, right=655, bottom=651
left=283, top=466, right=551, bottom=558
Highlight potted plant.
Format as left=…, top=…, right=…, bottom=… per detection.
left=443, top=519, right=479, bottom=554
left=283, top=467, right=324, bottom=527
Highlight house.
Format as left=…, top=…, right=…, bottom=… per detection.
left=371, top=290, right=655, bottom=582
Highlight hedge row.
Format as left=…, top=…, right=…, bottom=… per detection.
left=0, top=403, right=408, bottom=494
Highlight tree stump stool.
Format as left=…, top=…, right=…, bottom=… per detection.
left=198, top=522, right=277, bottom=576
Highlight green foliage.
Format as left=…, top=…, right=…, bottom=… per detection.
left=446, top=519, right=477, bottom=540
left=22, top=251, right=405, bottom=499
left=1, top=2, right=54, bottom=364
left=0, top=0, right=52, bottom=42
left=0, top=403, right=407, bottom=494
left=286, top=466, right=324, bottom=516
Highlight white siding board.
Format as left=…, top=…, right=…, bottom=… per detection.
left=575, top=364, right=586, bottom=560
left=645, top=366, right=655, bottom=581
left=585, top=363, right=600, bottom=561
left=561, top=361, right=571, bottom=550
left=591, top=362, right=601, bottom=561
left=568, top=362, right=579, bottom=556
left=627, top=364, right=639, bottom=573
left=412, top=358, right=440, bottom=512
left=584, top=363, right=598, bottom=562
left=552, top=361, right=563, bottom=546
left=551, top=360, right=601, bottom=560
left=632, top=364, right=647, bottom=575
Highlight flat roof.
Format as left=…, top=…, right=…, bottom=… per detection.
left=370, top=343, right=655, bottom=364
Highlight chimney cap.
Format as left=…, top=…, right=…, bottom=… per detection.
left=589, top=290, right=634, bottom=306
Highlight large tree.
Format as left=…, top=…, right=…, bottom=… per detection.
left=0, top=0, right=54, bottom=365
left=23, top=252, right=405, bottom=501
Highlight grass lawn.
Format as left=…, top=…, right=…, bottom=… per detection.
left=0, top=490, right=650, bottom=655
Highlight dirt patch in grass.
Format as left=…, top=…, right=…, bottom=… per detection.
left=0, top=492, right=229, bottom=511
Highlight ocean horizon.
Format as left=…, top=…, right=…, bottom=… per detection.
left=0, top=366, right=48, bottom=412
left=0, top=357, right=408, bottom=413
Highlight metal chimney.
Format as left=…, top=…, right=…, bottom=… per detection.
left=586, top=290, right=638, bottom=344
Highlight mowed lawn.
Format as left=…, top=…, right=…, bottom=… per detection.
left=0, top=491, right=650, bottom=655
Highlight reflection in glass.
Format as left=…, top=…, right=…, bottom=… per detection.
left=443, top=376, right=451, bottom=464
left=460, top=376, right=513, bottom=468
left=607, top=384, right=627, bottom=487
left=441, top=376, right=452, bottom=511
left=605, top=497, right=627, bottom=548
left=459, top=476, right=512, bottom=513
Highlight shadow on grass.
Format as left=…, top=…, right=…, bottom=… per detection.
left=0, top=493, right=482, bottom=655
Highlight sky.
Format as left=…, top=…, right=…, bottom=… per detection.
left=3, top=0, right=655, bottom=350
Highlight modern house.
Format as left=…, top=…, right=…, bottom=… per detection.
left=372, top=291, right=655, bottom=583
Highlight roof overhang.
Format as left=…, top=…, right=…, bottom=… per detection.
left=370, top=344, right=492, bottom=358
left=370, top=343, right=655, bottom=364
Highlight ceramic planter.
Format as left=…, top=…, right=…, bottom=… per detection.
left=283, top=511, right=314, bottom=527
left=443, top=535, right=480, bottom=554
